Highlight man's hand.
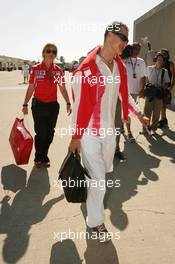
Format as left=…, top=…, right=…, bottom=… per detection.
left=22, top=106, right=28, bottom=115
left=69, top=138, right=81, bottom=154
left=138, top=114, right=149, bottom=128
left=139, top=90, right=144, bottom=98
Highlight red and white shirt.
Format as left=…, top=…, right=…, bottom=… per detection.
left=71, top=54, right=140, bottom=138
left=29, top=61, right=65, bottom=103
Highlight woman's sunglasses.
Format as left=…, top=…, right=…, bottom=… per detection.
left=45, top=49, right=57, bottom=55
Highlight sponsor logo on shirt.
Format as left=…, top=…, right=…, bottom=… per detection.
left=36, top=70, right=46, bottom=79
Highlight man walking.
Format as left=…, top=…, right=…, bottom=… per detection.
left=21, top=61, right=30, bottom=84
left=69, top=22, right=149, bottom=242
left=123, top=42, right=147, bottom=142
left=145, top=42, right=156, bottom=66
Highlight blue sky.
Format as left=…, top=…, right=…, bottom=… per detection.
left=0, top=0, right=163, bottom=62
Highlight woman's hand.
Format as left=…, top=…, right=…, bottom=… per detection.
left=22, top=105, right=28, bottom=115
left=139, top=89, right=144, bottom=98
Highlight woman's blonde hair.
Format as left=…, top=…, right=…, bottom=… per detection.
left=42, top=43, right=58, bottom=57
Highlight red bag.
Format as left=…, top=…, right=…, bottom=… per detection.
left=9, top=118, right=33, bottom=165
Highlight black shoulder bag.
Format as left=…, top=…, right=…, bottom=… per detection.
left=58, top=152, right=91, bottom=203
left=144, top=68, right=165, bottom=101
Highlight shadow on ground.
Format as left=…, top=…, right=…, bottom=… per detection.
left=80, top=204, right=119, bottom=264
left=104, top=140, right=160, bottom=231
left=0, top=165, right=64, bottom=264
left=50, top=239, right=83, bottom=264
left=145, top=131, right=175, bottom=163
left=160, top=127, right=175, bottom=142
left=1, top=164, right=27, bottom=193
left=48, top=135, right=173, bottom=263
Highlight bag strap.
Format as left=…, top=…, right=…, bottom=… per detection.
left=23, top=115, right=31, bottom=132
left=59, top=151, right=72, bottom=175
left=161, top=68, right=165, bottom=87
left=146, top=67, right=154, bottom=86
left=83, top=167, right=91, bottom=179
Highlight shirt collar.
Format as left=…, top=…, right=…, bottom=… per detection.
left=96, top=54, right=102, bottom=64
left=41, top=61, right=54, bottom=71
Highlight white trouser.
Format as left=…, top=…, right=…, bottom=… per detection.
left=80, top=134, right=116, bottom=228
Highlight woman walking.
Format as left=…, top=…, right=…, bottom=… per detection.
left=22, top=43, right=71, bottom=168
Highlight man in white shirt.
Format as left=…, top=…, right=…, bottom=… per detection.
left=21, top=62, right=30, bottom=84
left=145, top=42, right=156, bottom=66
left=69, top=22, right=149, bottom=242
left=123, top=42, right=147, bottom=142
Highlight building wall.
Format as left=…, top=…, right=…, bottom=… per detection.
left=134, top=0, right=175, bottom=105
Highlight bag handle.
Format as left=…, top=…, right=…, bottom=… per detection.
left=59, top=151, right=91, bottom=179
left=83, top=167, right=91, bottom=179
left=18, top=114, right=31, bottom=132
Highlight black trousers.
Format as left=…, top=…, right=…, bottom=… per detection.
left=31, top=98, right=60, bottom=162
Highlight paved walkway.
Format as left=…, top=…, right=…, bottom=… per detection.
left=0, top=86, right=175, bottom=264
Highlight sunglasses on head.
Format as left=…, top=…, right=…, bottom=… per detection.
left=45, top=49, right=57, bottom=55
left=113, top=32, right=128, bottom=43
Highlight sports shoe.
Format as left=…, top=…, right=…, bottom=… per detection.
left=42, top=162, right=51, bottom=168
left=158, top=118, right=168, bottom=128
left=115, top=150, right=126, bottom=161
left=164, top=118, right=168, bottom=126
left=92, top=224, right=111, bottom=243
left=147, top=126, right=155, bottom=135
left=34, top=161, right=42, bottom=169
left=158, top=120, right=165, bottom=128
left=127, top=133, right=135, bottom=143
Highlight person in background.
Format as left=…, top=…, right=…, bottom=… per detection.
left=115, top=44, right=133, bottom=161
left=21, top=61, right=30, bottom=84
left=115, top=98, right=125, bottom=160
left=158, top=48, right=175, bottom=128
left=123, top=42, right=147, bottom=143
left=144, top=53, right=170, bottom=134
left=22, top=43, right=72, bottom=168
left=145, top=42, right=156, bottom=66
